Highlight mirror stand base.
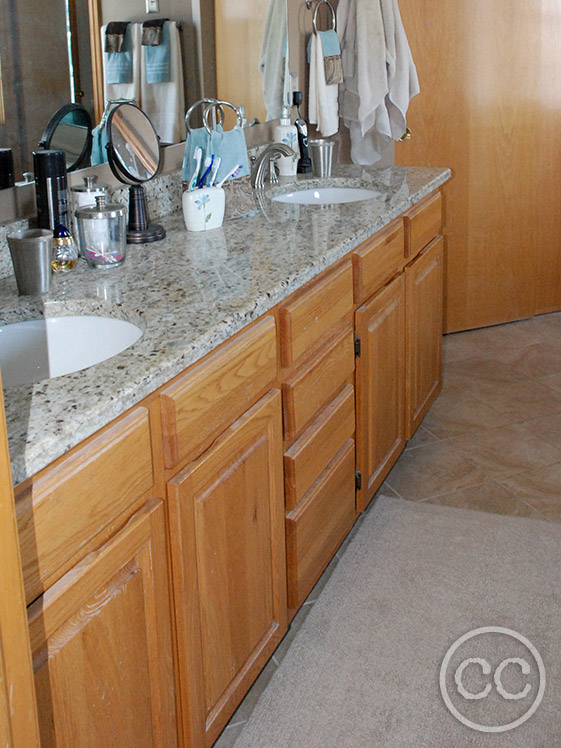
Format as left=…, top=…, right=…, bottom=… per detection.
left=127, top=224, right=166, bottom=244
left=127, top=184, right=166, bottom=244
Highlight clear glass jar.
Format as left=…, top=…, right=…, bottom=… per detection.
left=76, top=196, right=127, bottom=269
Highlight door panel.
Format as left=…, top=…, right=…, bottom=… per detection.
left=396, top=0, right=561, bottom=329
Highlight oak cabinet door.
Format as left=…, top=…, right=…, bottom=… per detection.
left=405, top=236, right=444, bottom=439
left=28, top=500, right=178, bottom=748
left=168, top=389, right=287, bottom=748
left=355, top=274, right=406, bottom=512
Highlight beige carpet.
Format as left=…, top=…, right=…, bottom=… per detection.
left=233, top=496, right=561, bottom=747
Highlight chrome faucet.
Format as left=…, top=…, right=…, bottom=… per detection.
left=250, top=143, right=296, bottom=189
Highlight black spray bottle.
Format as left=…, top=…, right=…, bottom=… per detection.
left=33, top=150, right=70, bottom=231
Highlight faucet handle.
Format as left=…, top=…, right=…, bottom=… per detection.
left=268, top=156, right=280, bottom=185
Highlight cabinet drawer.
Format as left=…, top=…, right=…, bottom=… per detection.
left=160, top=316, right=277, bottom=469
left=279, top=263, right=353, bottom=367
left=286, top=439, right=356, bottom=610
left=403, top=190, right=442, bottom=261
left=283, top=327, right=355, bottom=441
left=16, top=407, right=154, bottom=605
left=352, top=219, right=404, bottom=304
left=284, top=384, right=355, bottom=510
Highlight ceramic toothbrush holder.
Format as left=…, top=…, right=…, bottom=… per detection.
left=183, top=187, right=226, bottom=232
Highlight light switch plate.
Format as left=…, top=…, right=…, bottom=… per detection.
left=146, top=0, right=159, bottom=13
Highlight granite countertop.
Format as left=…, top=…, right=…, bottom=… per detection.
left=1, top=165, right=451, bottom=484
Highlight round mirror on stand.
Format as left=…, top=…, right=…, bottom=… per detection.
left=38, top=104, right=93, bottom=172
left=106, top=102, right=165, bottom=244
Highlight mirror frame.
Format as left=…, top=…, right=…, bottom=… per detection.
left=38, top=104, right=93, bottom=172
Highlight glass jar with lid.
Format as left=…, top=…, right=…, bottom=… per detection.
left=76, top=196, right=127, bottom=269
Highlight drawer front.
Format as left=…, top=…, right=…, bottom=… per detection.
left=403, top=190, right=442, bottom=261
left=286, top=439, right=356, bottom=609
left=160, top=316, right=277, bottom=469
left=279, top=263, right=353, bottom=367
left=283, top=327, right=355, bottom=441
left=16, top=407, right=154, bottom=605
left=352, top=219, right=404, bottom=304
left=284, top=384, right=355, bottom=511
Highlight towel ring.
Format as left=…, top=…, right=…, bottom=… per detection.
left=185, top=98, right=225, bottom=134
left=202, top=100, right=244, bottom=135
left=313, top=0, right=336, bottom=34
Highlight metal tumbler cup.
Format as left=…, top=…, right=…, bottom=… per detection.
left=7, top=229, right=52, bottom=295
left=309, top=139, right=335, bottom=178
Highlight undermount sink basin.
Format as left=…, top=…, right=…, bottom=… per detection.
left=0, top=316, right=143, bottom=387
left=272, top=187, right=380, bottom=205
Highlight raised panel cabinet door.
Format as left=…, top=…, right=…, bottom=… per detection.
left=405, top=236, right=444, bottom=439
left=167, top=389, right=287, bottom=748
left=27, top=500, right=178, bottom=748
left=355, top=274, right=406, bottom=513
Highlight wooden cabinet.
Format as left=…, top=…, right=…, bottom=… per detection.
left=16, top=407, right=155, bottom=605
left=28, top=499, right=177, bottom=748
left=279, top=262, right=357, bottom=616
left=355, top=274, right=406, bottom=512
left=7, top=191, right=447, bottom=747
left=168, top=390, right=286, bottom=747
left=405, top=236, right=444, bottom=438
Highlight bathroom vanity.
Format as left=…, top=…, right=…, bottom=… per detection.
left=4, top=165, right=449, bottom=747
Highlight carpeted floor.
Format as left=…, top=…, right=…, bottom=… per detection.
left=232, top=495, right=561, bottom=747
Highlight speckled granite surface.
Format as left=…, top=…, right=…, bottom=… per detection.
left=0, top=165, right=450, bottom=484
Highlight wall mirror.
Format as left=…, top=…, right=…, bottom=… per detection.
left=0, top=0, right=293, bottom=188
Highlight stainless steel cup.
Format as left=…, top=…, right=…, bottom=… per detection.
left=7, top=229, right=52, bottom=295
left=309, top=139, right=335, bottom=178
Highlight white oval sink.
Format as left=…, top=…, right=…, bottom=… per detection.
left=273, top=187, right=379, bottom=205
left=0, top=316, right=143, bottom=387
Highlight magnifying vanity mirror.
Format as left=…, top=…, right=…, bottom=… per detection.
left=38, top=104, right=93, bottom=172
left=106, top=102, right=165, bottom=244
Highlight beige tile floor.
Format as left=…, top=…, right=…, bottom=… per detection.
left=215, top=313, right=561, bottom=746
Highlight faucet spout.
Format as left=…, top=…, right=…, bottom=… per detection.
left=250, top=143, right=295, bottom=189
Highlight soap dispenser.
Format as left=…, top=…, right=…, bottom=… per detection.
left=273, top=107, right=299, bottom=177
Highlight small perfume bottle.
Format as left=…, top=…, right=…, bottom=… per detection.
left=51, top=223, right=78, bottom=273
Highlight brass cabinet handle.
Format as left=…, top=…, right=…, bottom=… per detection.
left=400, top=127, right=412, bottom=141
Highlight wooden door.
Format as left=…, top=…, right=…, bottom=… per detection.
left=405, top=237, right=444, bottom=439
left=168, top=389, right=286, bottom=748
left=0, top=378, right=40, bottom=747
left=28, top=499, right=178, bottom=748
left=396, top=0, right=561, bottom=330
left=355, top=274, right=406, bottom=512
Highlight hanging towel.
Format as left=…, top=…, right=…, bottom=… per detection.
left=90, top=123, right=109, bottom=166
left=337, top=0, right=419, bottom=164
left=105, top=23, right=133, bottom=84
left=181, top=125, right=250, bottom=185
left=101, top=22, right=141, bottom=106
left=259, top=0, right=291, bottom=120
left=140, top=21, right=185, bottom=144
left=142, top=19, right=171, bottom=83
left=307, top=30, right=343, bottom=86
left=308, top=33, right=339, bottom=137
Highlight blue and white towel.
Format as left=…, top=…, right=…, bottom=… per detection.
left=182, top=125, right=250, bottom=185
left=106, top=24, right=133, bottom=84
left=144, top=21, right=171, bottom=84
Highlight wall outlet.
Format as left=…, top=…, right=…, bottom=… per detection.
left=146, top=0, right=159, bottom=13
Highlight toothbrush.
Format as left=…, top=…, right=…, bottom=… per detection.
left=188, top=147, right=202, bottom=191
left=197, top=154, right=214, bottom=188
left=208, top=156, right=221, bottom=187
left=217, top=164, right=243, bottom=188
